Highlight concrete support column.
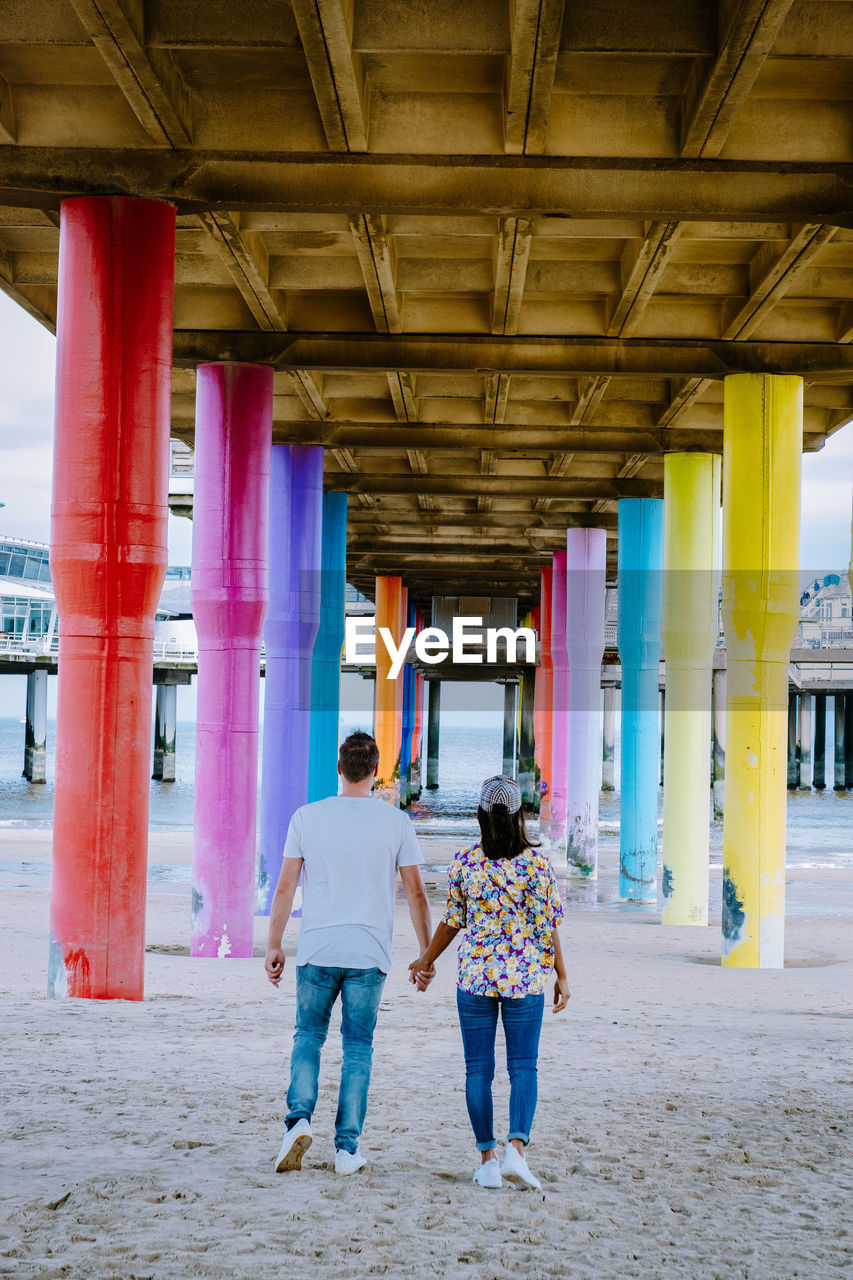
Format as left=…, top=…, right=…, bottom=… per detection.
left=258, top=445, right=323, bottom=914
left=601, top=685, right=616, bottom=791
left=400, top=604, right=416, bottom=806
left=834, top=694, right=846, bottom=790
left=565, top=528, right=607, bottom=879
left=426, top=679, right=440, bottom=788
left=617, top=498, right=664, bottom=901
left=536, top=568, right=554, bottom=837
left=517, top=671, right=536, bottom=806
left=409, top=619, right=425, bottom=800
left=375, top=576, right=403, bottom=804
left=549, top=549, right=570, bottom=864
left=307, top=491, right=348, bottom=804
left=191, top=363, right=272, bottom=957
left=49, top=196, right=174, bottom=1000
left=721, top=373, right=802, bottom=969
left=152, top=684, right=177, bottom=782
left=787, top=690, right=800, bottom=789
left=23, top=668, right=48, bottom=783
left=798, top=693, right=812, bottom=789
left=660, top=452, right=721, bottom=927
left=846, top=694, right=853, bottom=789
left=813, top=692, right=827, bottom=790
left=712, top=667, right=727, bottom=814
left=502, top=682, right=518, bottom=778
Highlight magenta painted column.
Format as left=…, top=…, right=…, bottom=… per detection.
left=191, top=363, right=272, bottom=958
left=565, top=528, right=607, bottom=879
left=549, top=549, right=569, bottom=864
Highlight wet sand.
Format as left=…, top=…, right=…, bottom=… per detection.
left=1, top=832, right=852, bottom=1279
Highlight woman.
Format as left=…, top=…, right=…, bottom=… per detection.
left=410, top=775, right=570, bottom=1190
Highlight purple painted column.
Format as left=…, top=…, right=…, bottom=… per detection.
left=257, top=445, right=324, bottom=914
left=191, top=363, right=272, bottom=958
left=549, top=549, right=569, bottom=864
left=565, top=528, right=607, bottom=879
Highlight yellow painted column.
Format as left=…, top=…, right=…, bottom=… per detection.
left=721, top=374, right=802, bottom=968
left=374, top=575, right=402, bottom=806
left=661, top=452, right=721, bottom=926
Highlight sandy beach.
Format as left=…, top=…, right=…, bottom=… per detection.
left=2, top=831, right=852, bottom=1280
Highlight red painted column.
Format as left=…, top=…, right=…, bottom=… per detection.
left=191, top=363, right=272, bottom=958
left=49, top=196, right=175, bottom=1000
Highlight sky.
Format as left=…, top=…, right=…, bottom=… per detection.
left=1, top=287, right=852, bottom=721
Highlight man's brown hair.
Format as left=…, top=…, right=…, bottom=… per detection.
left=338, top=730, right=380, bottom=782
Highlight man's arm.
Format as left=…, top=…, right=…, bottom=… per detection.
left=398, top=863, right=432, bottom=954
left=264, top=857, right=303, bottom=987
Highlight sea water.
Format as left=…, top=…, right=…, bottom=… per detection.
left=1, top=715, right=852, bottom=874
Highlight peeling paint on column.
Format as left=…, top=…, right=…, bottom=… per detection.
left=721, top=873, right=746, bottom=954
left=661, top=865, right=674, bottom=900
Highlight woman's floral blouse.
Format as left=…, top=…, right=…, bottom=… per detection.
left=442, top=843, right=563, bottom=997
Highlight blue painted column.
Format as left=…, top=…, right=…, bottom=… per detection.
left=307, top=490, right=347, bottom=803
left=257, top=445, right=323, bottom=914
left=618, top=498, right=664, bottom=901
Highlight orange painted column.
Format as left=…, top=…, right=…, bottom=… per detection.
left=375, top=576, right=402, bottom=804
left=538, top=567, right=554, bottom=840
left=48, top=196, right=175, bottom=1000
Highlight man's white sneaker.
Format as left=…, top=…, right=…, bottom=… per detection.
left=500, top=1145, right=541, bottom=1190
left=275, top=1119, right=312, bottom=1173
left=472, top=1157, right=502, bottom=1189
left=335, top=1148, right=366, bottom=1175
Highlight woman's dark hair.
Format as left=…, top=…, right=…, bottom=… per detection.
left=477, top=804, right=540, bottom=860
left=338, top=731, right=380, bottom=782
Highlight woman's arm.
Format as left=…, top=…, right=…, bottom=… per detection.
left=408, top=921, right=460, bottom=990
left=551, top=927, right=570, bottom=1013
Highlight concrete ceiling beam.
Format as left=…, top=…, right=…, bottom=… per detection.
left=492, top=216, right=533, bottom=335
left=326, top=474, right=662, bottom=499
left=607, top=221, right=683, bottom=338
left=505, top=0, right=566, bottom=154
left=349, top=214, right=401, bottom=332
left=722, top=224, right=838, bottom=341
left=680, top=0, right=795, bottom=160
left=67, top=0, right=192, bottom=147
left=197, top=211, right=286, bottom=331
left=170, top=332, right=853, bottom=380
left=290, top=0, right=369, bottom=152
left=2, top=150, right=849, bottom=225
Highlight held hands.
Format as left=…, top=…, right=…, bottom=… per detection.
left=408, top=956, right=436, bottom=992
left=552, top=974, right=570, bottom=1013
left=265, top=947, right=286, bottom=987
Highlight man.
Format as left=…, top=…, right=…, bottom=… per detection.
left=265, top=730, right=432, bottom=1175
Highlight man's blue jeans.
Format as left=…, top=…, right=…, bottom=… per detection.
left=456, top=988, right=545, bottom=1151
left=286, top=964, right=386, bottom=1154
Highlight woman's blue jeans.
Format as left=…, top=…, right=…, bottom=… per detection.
left=456, top=988, right=545, bottom=1151
left=286, top=964, right=386, bottom=1154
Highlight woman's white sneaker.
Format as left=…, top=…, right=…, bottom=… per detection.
left=275, top=1119, right=312, bottom=1172
left=335, top=1148, right=366, bottom=1175
left=500, top=1145, right=541, bottom=1190
left=472, top=1157, right=503, bottom=1189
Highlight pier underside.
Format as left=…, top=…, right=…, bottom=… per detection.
left=1, top=0, right=852, bottom=603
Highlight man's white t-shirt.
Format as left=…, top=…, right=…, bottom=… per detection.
left=283, top=796, right=424, bottom=973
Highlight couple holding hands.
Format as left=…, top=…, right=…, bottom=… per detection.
left=265, top=732, right=569, bottom=1189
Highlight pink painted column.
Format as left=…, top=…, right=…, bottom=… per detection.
left=191, top=363, right=272, bottom=958
left=549, top=549, right=569, bottom=864
left=565, top=528, right=607, bottom=879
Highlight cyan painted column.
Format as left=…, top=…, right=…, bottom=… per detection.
left=257, top=445, right=323, bottom=915
left=23, top=668, right=48, bottom=783
left=813, top=692, right=827, bottom=790
left=660, top=452, right=721, bottom=927
left=617, top=498, right=664, bottom=901
left=565, top=528, right=607, bottom=878
left=307, top=491, right=347, bottom=804
left=192, top=363, right=272, bottom=958
left=152, top=683, right=177, bottom=782
left=549, top=549, right=569, bottom=864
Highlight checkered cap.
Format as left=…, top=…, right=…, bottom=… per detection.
left=478, top=775, right=522, bottom=814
